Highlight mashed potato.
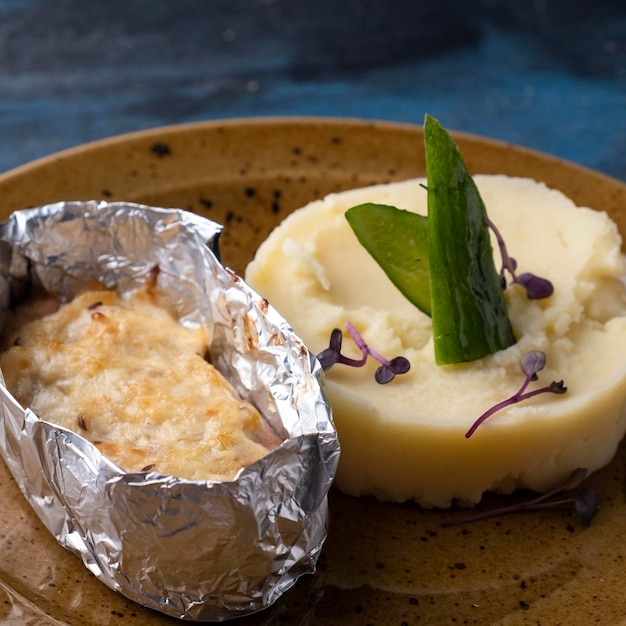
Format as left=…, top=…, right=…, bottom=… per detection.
left=246, top=176, right=626, bottom=507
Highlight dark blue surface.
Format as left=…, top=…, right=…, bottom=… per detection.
left=0, top=0, right=624, bottom=180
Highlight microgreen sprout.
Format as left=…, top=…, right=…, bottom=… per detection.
left=440, top=467, right=599, bottom=528
left=484, top=215, right=554, bottom=300
left=465, top=350, right=566, bottom=438
left=317, top=322, right=410, bottom=384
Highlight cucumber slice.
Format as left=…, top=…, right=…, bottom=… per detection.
left=425, top=114, right=516, bottom=364
left=345, top=203, right=431, bottom=315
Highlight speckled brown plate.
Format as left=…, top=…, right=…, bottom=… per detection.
left=1, top=117, right=625, bottom=625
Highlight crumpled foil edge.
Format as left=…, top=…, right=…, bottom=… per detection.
left=0, top=201, right=340, bottom=622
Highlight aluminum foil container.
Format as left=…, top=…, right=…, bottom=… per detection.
left=0, top=201, right=340, bottom=621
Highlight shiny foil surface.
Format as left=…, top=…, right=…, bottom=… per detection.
left=0, top=201, right=340, bottom=621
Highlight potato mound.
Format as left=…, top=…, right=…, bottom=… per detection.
left=246, top=176, right=626, bottom=507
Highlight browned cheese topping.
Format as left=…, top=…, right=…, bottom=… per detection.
left=0, top=284, right=280, bottom=481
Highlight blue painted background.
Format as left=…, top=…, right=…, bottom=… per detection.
left=0, top=0, right=624, bottom=180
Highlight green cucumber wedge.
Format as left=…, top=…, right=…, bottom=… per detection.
left=425, top=114, right=516, bottom=364
left=345, top=203, right=431, bottom=315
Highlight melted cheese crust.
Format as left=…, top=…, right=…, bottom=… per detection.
left=0, top=286, right=278, bottom=481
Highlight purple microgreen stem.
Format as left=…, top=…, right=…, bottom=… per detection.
left=465, top=350, right=567, bottom=438
left=317, top=322, right=410, bottom=384
left=440, top=467, right=598, bottom=528
left=484, top=215, right=554, bottom=300
left=316, top=328, right=367, bottom=370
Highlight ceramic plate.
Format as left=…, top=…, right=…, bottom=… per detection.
left=0, top=117, right=625, bottom=625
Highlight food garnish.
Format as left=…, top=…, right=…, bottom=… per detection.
left=485, top=215, right=554, bottom=299
left=425, top=114, right=517, bottom=365
left=440, top=467, right=598, bottom=527
left=345, top=203, right=431, bottom=314
left=346, top=114, right=556, bottom=366
left=317, top=321, right=410, bottom=384
left=465, top=350, right=567, bottom=438
left=338, top=117, right=567, bottom=439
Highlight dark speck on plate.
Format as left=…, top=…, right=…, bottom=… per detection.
left=150, top=143, right=171, bottom=156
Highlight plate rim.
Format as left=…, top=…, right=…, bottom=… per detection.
left=1, top=115, right=623, bottom=190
